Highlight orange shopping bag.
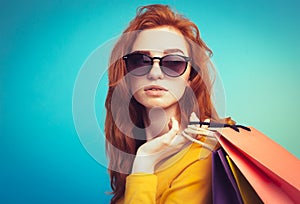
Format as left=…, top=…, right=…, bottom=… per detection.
left=217, top=127, right=300, bottom=204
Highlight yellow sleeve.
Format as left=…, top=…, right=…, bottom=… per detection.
left=159, top=155, right=212, bottom=204
left=122, top=173, right=158, bottom=204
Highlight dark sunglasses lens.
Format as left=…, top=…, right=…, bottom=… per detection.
left=161, top=55, right=187, bottom=77
left=125, top=54, right=152, bottom=75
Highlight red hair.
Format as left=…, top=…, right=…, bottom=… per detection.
left=105, top=4, right=219, bottom=203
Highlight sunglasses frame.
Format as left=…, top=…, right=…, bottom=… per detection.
left=122, top=53, right=191, bottom=77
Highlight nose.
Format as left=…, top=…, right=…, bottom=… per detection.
left=147, top=59, right=164, bottom=80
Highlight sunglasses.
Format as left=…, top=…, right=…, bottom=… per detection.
left=122, top=53, right=190, bottom=77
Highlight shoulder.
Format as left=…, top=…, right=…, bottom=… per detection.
left=155, top=142, right=212, bottom=180
left=157, top=142, right=212, bottom=170
left=176, top=143, right=213, bottom=178
left=155, top=143, right=213, bottom=203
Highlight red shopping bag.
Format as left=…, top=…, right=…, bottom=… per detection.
left=217, top=127, right=300, bottom=204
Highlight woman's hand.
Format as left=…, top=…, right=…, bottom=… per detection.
left=131, top=113, right=219, bottom=174
left=131, top=117, right=190, bottom=174
left=182, top=113, right=218, bottom=152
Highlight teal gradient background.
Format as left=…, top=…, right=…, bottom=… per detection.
left=1, top=0, right=299, bottom=203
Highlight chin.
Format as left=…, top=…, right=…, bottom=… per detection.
left=144, top=101, right=178, bottom=110
left=134, top=94, right=178, bottom=110
left=145, top=104, right=168, bottom=109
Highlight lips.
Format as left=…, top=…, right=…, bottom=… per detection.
left=144, top=85, right=168, bottom=91
left=144, top=85, right=168, bottom=96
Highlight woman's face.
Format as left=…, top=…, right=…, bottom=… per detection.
left=128, top=26, right=191, bottom=110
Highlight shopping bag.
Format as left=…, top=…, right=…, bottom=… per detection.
left=212, top=148, right=243, bottom=204
left=217, top=127, right=300, bottom=204
left=226, top=154, right=263, bottom=204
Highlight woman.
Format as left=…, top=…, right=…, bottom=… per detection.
left=105, top=4, right=222, bottom=204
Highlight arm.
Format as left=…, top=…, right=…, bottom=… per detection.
left=121, top=152, right=213, bottom=204
left=121, top=118, right=181, bottom=204
left=121, top=117, right=185, bottom=204
left=131, top=117, right=181, bottom=174
left=121, top=114, right=214, bottom=204
left=122, top=173, right=157, bottom=204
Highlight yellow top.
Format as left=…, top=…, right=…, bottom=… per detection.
left=116, top=143, right=213, bottom=204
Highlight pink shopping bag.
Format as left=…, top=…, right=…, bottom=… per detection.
left=217, top=127, right=300, bottom=204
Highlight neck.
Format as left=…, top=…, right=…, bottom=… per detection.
left=144, top=105, right=179, bottom=141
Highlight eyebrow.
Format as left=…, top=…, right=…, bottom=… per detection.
left=131, top=49, right=185, bottom=55
left=131, top=50, right=151, bottom=55
left=163, top=49, right=185, bottom=55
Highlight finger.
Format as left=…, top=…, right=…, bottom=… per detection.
left=170, top=117, right=179, bottom=134
left=184, top=127, right=217, bottom=143
left=185, top=126, right=216, bottom=138
left=201, top=118, right=210, bottom=129
left=161, top=117, right=179, bottom=145
left=190, top=112, right=200, bottom=127
left=187, top=112, right=200, bottom=140
left=181, top=131, right=214, bottom=151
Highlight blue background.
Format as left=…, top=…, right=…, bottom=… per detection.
left=1, top=0, right=299, bottom=203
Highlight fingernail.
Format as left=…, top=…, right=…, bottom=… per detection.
left=190, top=112, right=199, bottom=121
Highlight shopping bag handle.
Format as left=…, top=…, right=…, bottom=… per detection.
left=189, top=121, right=251, bottom=132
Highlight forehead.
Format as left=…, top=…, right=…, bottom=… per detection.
left=131, top=27, right=188, bottom=55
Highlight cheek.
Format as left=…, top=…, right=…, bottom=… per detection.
left=129, top=81, right=143, bottom=105
left=169, top=69, right=191, bottom=99
left=128, top=77, right=140, bottom=94
left=167, top=80, right=188, bottom=100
